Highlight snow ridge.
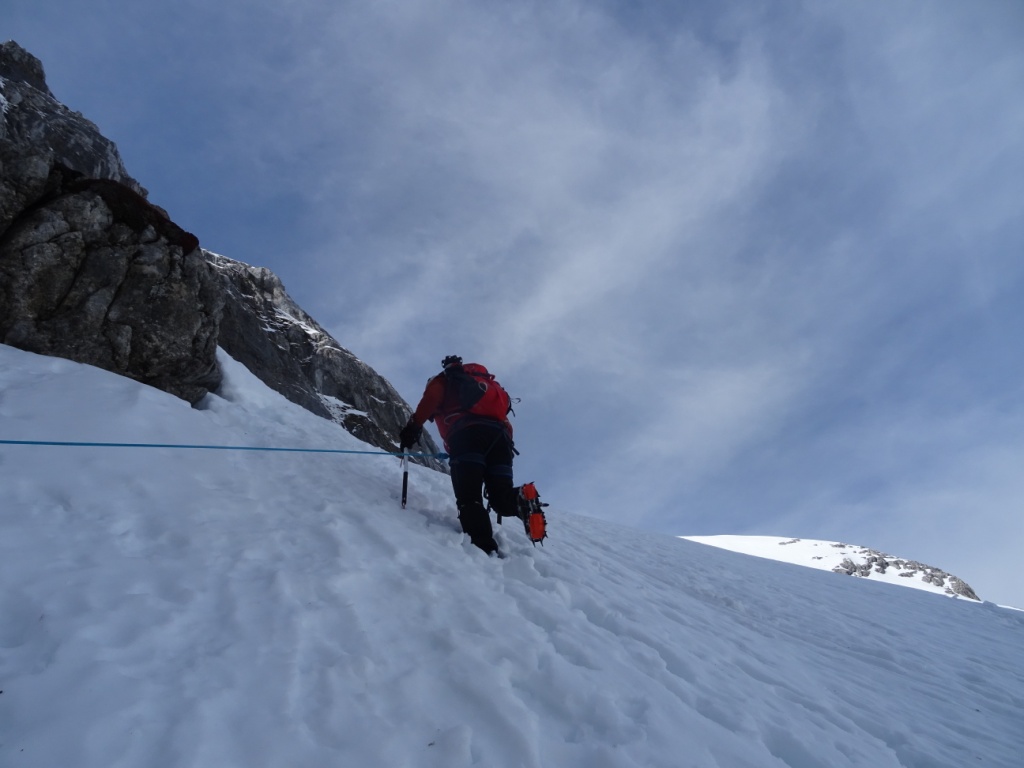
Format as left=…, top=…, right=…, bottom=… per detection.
left=684, top=535, right=981, bottom=600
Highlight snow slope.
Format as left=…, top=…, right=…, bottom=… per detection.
left=2, top=343, right=1022, bottom=768
left=683, top=536, right=982, bottom=601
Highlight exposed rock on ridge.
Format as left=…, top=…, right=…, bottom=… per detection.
left=0, top=41, right=146, bottom=199
left=825, top=543, right=980, bottom=600
left=207, top=252, right=444, bottom=469
left=684, top=536, right=983, bottom=601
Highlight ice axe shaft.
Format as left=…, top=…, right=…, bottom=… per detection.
left=400, top=453, right=409, bottom=508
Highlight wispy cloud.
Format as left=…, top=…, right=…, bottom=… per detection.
left=6, top=0, right=1024, bottom=604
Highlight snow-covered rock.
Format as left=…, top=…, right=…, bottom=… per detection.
left=683, top=535, right=980, bottom=600
left=207, top=251, right=445, bottom=468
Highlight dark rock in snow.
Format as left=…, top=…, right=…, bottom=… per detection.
left=830, top=547, right=980, bottom=601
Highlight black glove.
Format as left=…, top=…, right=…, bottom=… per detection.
left=399, top=420, right=422, bottom=450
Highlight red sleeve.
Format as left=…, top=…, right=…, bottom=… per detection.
left=411, top=375, right=446, bottom=426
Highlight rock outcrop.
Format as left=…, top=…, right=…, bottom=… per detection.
left=207, top=252, right=444, bottom=469
left=828, top=543, right=980, bottom=600
left=1, top=41, right=440, bottom=463
left=1, top=41, right=222, bottom=403
left=0, top=41, right=146, bottom=203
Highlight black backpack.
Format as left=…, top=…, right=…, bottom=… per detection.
left=443, top=363, right=511, bottom=420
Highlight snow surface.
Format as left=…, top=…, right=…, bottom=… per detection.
left=2, top=343, right=1023, bottom=768
left=682, top=535, right=981, bottom=601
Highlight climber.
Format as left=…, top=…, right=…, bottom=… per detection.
left=399, top=355, right=517, bottom=556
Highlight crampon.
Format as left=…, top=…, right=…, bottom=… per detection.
left=516, top=482, right=548, bottom=544
left=490, top=482, right=549, bottom=544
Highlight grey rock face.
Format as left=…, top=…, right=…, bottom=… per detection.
left=207, top=252, right=445, bottom=470
left=1, top=42, right=221, bottom=403
left=0, top=172, right=222, bottom=403
left=0, top=41, right=146, bottom=198
left=1, top=40, right=436, bottom=464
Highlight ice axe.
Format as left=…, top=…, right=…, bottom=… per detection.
left=400, top=451, right=410, bottom=509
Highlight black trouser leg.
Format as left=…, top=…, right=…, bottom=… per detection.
left=448, top=423, right=514, bottom=554
left=450, top=457, right=499, bottom=554
left=483, top=469, right=517, bottom=522
left=482, top=427, right=517, bottom=521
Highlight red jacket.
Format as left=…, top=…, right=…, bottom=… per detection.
left=411, top=374, right=447, bottom=429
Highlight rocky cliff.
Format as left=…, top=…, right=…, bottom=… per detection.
left=0, top=41, right=442, bottom=465
left=0, top=40, right=221, bottom=404
left=207, top=251, right=446, bottom=470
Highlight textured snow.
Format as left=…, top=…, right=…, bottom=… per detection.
left=1, top=343, right=1022, bottom=767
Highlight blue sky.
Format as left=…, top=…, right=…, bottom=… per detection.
left=7, top=1, right=1024, bottom=606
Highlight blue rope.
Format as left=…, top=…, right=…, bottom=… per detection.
left=0, top=439, right=447, bottom=460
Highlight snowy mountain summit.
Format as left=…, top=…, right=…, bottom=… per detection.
left=684, top=536, right=980, bottom=600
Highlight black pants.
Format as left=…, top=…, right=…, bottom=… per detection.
left=447, top=423, right=517, bottom=554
